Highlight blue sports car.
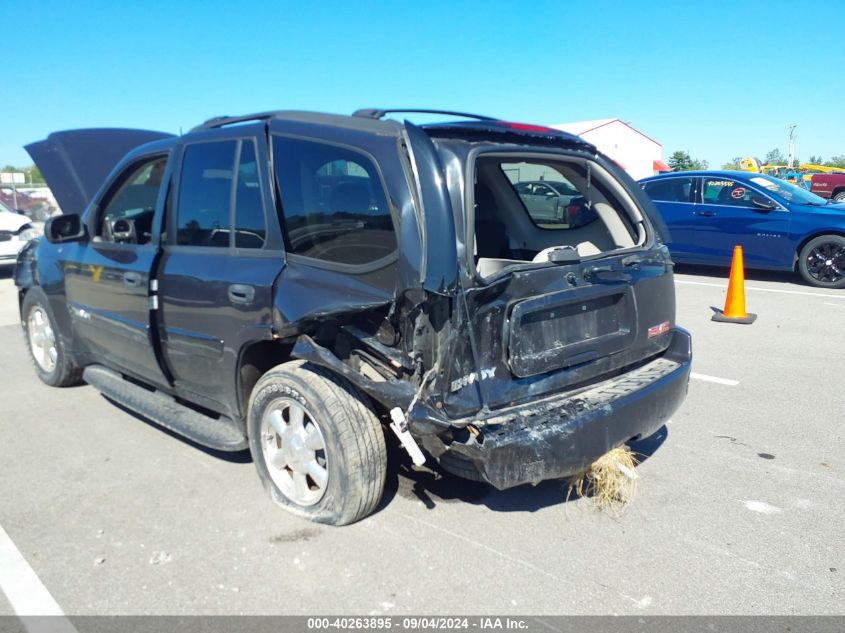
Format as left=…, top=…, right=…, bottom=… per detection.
left=639, top=170, right=845, bottom=288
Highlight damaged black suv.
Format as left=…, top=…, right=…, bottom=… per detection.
left=18, top=109, right=691, bottom=525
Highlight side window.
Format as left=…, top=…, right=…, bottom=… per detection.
left=703, top=178, right=755, bottom=206
left=176, top=141, right=236, bottom=247
left=643, top=177, right=693, bottom=203
left=272, top=136, right=396, bottom=266
left=97, top=156, right=167, bottom=244
left=234, top=142, right=266, bottom=249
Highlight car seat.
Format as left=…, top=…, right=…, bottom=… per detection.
left=717, top=185, right=743, bottom=206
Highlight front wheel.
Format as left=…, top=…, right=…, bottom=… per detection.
left=797, top=235, right=845, bottom=288
left=21, top=288, right=83, bottom=387
left=247, top=360, right=386, bottom=526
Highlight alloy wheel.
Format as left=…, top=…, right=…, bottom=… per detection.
left=27, top=306, right=57, bottom=373
left=260, top=398, right=329, bottom=506
left=805, top=241, right=845, bottom=284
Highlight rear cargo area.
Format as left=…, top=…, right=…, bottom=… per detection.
left=471, top=154, right=645, bottom=279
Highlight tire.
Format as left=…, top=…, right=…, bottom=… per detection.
left=247, top=360, right=386, bottom=526
left=797, top=235, right=845, bottom=289
left=833, top=192, right=845, bottom=203
left=21, top=288, right=83, bottom=387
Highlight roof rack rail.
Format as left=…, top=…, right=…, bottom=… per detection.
left=352, top=108, right=496, bottom=121
left=189, top=111, right=284, bottom=133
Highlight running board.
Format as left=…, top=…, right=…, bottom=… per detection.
left=83, top=365, right=248, bottom=451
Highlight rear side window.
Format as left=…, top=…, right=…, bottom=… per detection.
left=272, top=136, right=396, bottom=266
left=234, top=142, right=266, bottom=249
left=643, top=177, right=693, bottom=203
left=176, top=141, right=236, bottom=247
left=500, top=162, right=598, bottom=230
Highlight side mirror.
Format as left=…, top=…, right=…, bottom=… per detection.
left=751, top=196, right=777, bottom=212
left=44, top=214, right=86, bottom=243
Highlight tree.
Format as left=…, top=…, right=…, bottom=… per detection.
left=808, top=155, right=823, bottom=165
left=825, top=155, right=845, bottom=169
left=0, top=164, right=45, bottom=184
left=668, top=150, right=708, bottom=171
left=667, top=151, right=693, bottom=171
left=722, top=156, right=742, bottom=170
left=24, top=165, right=44, bottom=184
left=765, top=148, right=786, bottom=165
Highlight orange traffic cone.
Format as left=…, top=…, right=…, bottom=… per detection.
left=712, top=245, right=757, bottom=324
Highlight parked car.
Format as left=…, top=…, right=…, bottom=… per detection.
left=0, top=205, right=39, bottom=268
left=810, top=172, right=845, bottom=202
left=512, top=180, right=581, bottom=224
left=640, top=170, right=845, bottom=288
left=18, top=110, right=691, bottom=525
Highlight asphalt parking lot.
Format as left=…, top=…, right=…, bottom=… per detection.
left=0, top=266, right=842, bottom=616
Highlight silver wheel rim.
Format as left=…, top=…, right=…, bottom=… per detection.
left=27, top=305, right=57, bottom=373
left=260, top=398, right=329, bottom=506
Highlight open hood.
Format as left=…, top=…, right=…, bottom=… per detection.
left=25, top=128, right=174, bottom=215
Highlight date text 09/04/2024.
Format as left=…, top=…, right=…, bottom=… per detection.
left=307, top=616, right=529, bottom=630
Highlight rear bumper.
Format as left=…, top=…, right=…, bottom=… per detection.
left=434, top=327, right=692, bottom=489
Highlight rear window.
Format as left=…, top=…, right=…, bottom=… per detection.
left=272, top=137, right=396, bottom=267
left=643, top=177, right=693, bottom=203
left=501, top=162, right=598, bottom=230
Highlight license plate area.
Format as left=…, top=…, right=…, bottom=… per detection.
left=507, top=285, right=635, bottom=378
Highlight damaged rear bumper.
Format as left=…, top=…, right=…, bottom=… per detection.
left=430, top=327, right=692, bottom=489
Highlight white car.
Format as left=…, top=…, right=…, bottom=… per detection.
left=0, top=209, right=39, bottom=267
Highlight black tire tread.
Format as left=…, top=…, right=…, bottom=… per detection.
left=797, top=234, right=845, bottom=289
left=20, top=288, right=83, bottom=388
left=248, top=360, right=386, bottom=526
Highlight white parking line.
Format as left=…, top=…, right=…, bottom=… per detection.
left=0, top=523, right=77, bottom=632
left=675, top=280, right=845, bottom=300
left=690, top=372, right=739, bottom=386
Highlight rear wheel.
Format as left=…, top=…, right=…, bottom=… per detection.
left=21, top=288, right=82, bottom=387
left=833, top=191, right=845, bottom=203
left=797, top=235, right=845, bottom=288
left=247, top=361, right=386, bottom=526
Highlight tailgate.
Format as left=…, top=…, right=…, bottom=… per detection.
left=444, top=251, right=677, bottom=416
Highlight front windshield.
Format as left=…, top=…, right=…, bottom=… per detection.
left=747, top=174, right=828, bottom=205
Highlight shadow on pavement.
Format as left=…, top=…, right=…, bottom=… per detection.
left=103, top=395, right=252, bottom=464
left=379, top=424, right=669, bottom=516
left=102, top=388, right=670, bottom=517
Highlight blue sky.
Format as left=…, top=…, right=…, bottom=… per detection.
left=2, top=0, right=843, bottom=169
